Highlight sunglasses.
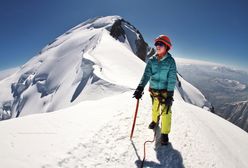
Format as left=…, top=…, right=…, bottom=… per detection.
left=155, top=41, right=166, bottom=47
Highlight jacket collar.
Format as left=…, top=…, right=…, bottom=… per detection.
left=155, top=52, right=171, bottom=61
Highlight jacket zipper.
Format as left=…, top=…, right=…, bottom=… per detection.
left=158, top=59, right=161, bottom=89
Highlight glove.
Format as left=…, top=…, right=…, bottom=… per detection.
left=164, top=91, right=174, bottom=106
left=133, top=85, right=144, bottom=99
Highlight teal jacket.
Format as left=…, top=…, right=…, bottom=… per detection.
left=138, top=52, right=177, bottom=91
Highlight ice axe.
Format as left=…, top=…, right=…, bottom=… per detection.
left=130, top=99, right=140, bottom=140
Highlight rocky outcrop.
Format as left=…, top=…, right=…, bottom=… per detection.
left=109, top=19, right=148, bottom=61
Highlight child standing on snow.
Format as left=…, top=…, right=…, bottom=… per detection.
left=133, top=35, right=177, bottom=145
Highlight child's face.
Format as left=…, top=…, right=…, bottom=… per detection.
left=155, top=42, right=167, bottom=56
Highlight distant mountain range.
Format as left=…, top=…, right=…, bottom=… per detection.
left=176, top=57, right=248, bottom=132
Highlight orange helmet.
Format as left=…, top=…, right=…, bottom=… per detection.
left=154, top=35, right=172, bottom=49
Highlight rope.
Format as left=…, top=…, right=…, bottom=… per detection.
left=140, top=125, right=157, bottom=168
left=140, top=105, right=170, bottom=168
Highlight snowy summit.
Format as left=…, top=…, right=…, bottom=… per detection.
left=0, top=15, right=248, bottom=168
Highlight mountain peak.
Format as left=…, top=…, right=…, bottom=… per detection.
left=0, top=15, right=148, bottom=119
left=0, top=15, right=210, bottom=122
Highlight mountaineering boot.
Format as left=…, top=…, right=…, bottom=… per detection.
left=148, top=121, right=157, bottom=129
left=161, top=133, right=169, bottom=145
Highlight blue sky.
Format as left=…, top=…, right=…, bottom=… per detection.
left=0, top=0, right=247, bottom=70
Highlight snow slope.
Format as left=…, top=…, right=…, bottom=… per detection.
left=0, top=15, right=147, bottom=120
left=0, top=89, right=248, bottom=168
left=176, top=74, right=213, bottom=111
left=1, top=15, right=248, bottom=168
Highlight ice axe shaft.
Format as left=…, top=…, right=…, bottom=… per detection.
left=130, top=99, right=140, bottom=140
